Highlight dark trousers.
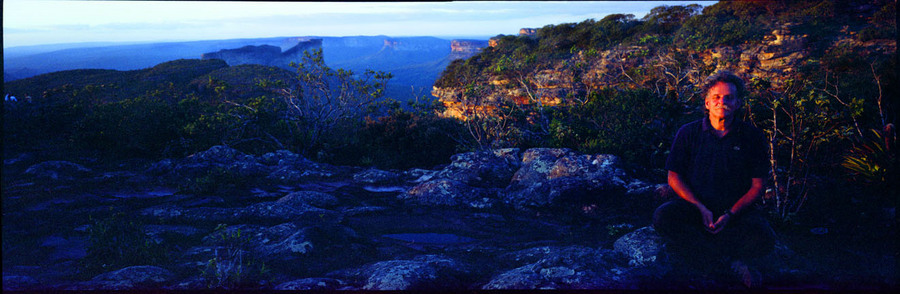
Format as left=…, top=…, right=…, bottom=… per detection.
left=652, top=200, right=776, bottom=267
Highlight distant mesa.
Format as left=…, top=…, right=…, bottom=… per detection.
left=280, top=37, right=321, bottom=52
left=449, top=40, right=489, bottom=60
left=201, top=38, right=322, bottom=70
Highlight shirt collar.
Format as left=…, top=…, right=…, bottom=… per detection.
left=702, top=117, right=743, bottom=134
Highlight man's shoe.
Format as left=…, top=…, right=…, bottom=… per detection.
left=730, top=260, right=762, bottom=288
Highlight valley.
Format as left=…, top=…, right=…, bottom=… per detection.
left=4, top=35, right=491, bottom=102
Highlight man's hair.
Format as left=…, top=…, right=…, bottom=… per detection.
left=699, top=70, right=746, bottom=101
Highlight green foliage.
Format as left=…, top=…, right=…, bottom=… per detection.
left=356, top=103, right=466, bottom=169
left=532, top=14, right=641, bottom=57
left=278, top=49, right=393, bottom=155
left=842, top=128, right=899, bottom=206
left=73, top=96, right=183, bottom=158
left=674, top=1, right=769, bottom=51
left=859, top=1, right=897, bottom=42
left=82, top=212, right=170, bottom=277
left=200, top=224, right=271, bottom=289
left=546, top=88, right=678, bottom=168
left=640, top=4, right=702, bottom=35
left=606, top=223, right=635, bottom=237
left=3, top=60, right=231, bottom=160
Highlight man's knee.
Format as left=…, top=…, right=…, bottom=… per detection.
left=652, top=200, right=697, bottom=236
left=733, top=210, right=777, bottom=256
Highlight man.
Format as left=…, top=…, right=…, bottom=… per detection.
left=652, top=70, right=775, bottom=288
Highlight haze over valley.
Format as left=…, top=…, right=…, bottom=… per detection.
left=4, top=35, right=491, bottom=102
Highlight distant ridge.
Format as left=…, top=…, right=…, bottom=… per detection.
left=201, top=39, right=323, bottom=70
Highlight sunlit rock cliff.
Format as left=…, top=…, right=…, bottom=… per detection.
left=449, top=40, right=489, bottom=60
left=433, top=20, right=896, bottom=120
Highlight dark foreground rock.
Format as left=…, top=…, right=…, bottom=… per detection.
left=2, top=146, right=895, bottom=290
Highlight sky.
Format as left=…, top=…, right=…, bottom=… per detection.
left=3, top=0, right=716, bottom=48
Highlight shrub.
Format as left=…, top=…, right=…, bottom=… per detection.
left=545, top=89, right=679, bottom=168
left=356, top=108, right=464, bottom=169
left=842, top=127, right=899, bottom=206
left=200, top=224, right=271, bottom=289
left=73, top=96, right=182, bottom=159
left=82, top=212, right=169, bottom=277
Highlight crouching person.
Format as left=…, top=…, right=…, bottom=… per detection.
left=653, top=70, right=776, bottom=288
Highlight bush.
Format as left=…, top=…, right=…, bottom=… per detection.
left=82, top=212, right=170, bottom=277
left=73, top=96, right=183, bottom=159
left=344, top=102, right=464, bottom=169
left=843, top=127, right=899, bottom=206
left=547, top=88, right=680, bottom=168
left=200, top=224, right=271, bottom=289
left=674, top=1, right=769, bottom=51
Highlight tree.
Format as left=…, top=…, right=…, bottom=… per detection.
left=747, top=77, right=857, bottom=220
left=275, top=49, right=392, bottom=154
left=641, top=4, right=702, bottom=34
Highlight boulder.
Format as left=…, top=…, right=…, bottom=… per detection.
left=399, top=148, right=650, bottom=211
left=509, top=148, right=576, bottom=184
left=197, top=223, right=367, bottom=276
left=246, top=223, right=355, bottom=259
left=3, top=153, right=37, bottom=170
left=186, top=145, right=243, bottom=164
left=146, top=158, right=175, bottom=176
left=2, top=275, right=40, bottom=291
left=435, top=148, right=521, bottom=188
left=258, top=149, right=309, bottom=166
left=352, top=168, right=403, bottom=185
left=275, top=277, right=347, bottom=290
left=140, top=197, right=343, bottom=225
left=259, top=149, right=348, bottom=184
left=484, top=246, right=618, bottom=289
left=346, top=255, right=471, bottom=290
left=166, top=145, right=268, bottom=184
left=75, top=266, right=175, bottom=290
left=239, top=201, right=342, bottom=224
left=276, top=191, right=340, bottom=209
left=142, top=225, right=204, bottom=244
left=266, top=166, right=335, bottom=183
left=504, top=151, right=631, bottom=209
left=24, top=161, right=92, bottom=181
left=227, top=155, right=269, bottom=178
left=400, top=179, right=496, bottom=209
left=140, top=205, right=235, bottom=224
left=613, top=226, right=666, bottom=268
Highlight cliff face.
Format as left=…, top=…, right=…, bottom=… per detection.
left=488, top=37, right=500, bottom=48
left=433, top=22, right=896, bottom=120
left=519, top=28, right=537, bottom=37
left=201, top=38, right=323, bottom=70
left=449, top=40, right=489, bottom=60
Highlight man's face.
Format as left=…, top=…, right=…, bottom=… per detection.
left=705, top=81, right=739, bottom=121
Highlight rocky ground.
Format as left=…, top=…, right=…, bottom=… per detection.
left=2, top=146, right=897, bottom=290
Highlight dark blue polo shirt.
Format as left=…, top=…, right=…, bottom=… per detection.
left=665, top=118, right=769, bottom=212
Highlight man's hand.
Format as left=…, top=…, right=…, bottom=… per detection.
left=709, top=213, right=732, bottom=234
left=696, top=204, right=715, bottom=232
